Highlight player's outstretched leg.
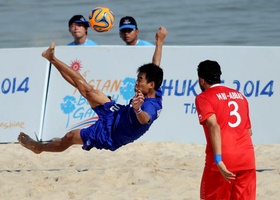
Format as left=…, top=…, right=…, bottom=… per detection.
left=41, top=42, right=78, bottom=88
left=41, top=42, right=55, bottom=62
left=18, top=130, right=83, bottom=154
left=41, top=42, right=108, bottom=108
left=18, top=132, right=42, bottom=154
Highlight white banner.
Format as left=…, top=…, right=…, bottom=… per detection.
left=0, top=47, right=49, bottom=142
left=41, top=46, right=280, bottom=144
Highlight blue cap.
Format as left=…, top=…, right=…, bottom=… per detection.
left=119, top=16, right=138, bottom=30
left=68, top=15, right=90, bottom=27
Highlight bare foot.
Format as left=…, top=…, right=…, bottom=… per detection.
left=41, top=42, right=55, bottom=62
left=18, top=132, right=42, bottom=154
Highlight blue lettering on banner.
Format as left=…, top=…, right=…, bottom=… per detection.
left=184, top=103, right=197, bottom=114
left=232, top=80, right=274, bottom=97
left=161, top=79, right=275, bottom=115
left=161, top=79, right=199, bottom=96
left=161, top=79, right=274, bottom=98
left=59, top=78, right=275, bottom=121
left=73, top=107, right=96, bottom=120
left=60, top=95, right=97, bottom=128
left=1, top=77, right=29, bottom=94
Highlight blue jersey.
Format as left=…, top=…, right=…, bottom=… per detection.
left=80, top=89, right=162, bottom=151
left=135, top=39, right=154, bottom=46
left=112, top=89, right=162, bottom=148
left=68, top=39, right=97, bottom=46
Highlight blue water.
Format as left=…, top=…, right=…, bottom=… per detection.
left=0, top=0, right=280, bottom=48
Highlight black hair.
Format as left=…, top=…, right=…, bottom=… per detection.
left=137, top=63, right=163, bottom=90
left=197, top=60, right=222, bottom=84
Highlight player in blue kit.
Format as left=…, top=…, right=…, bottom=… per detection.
left=17, top=27, right=167, bottom=153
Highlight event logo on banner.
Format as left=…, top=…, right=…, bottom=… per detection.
left=59, top=59, right=136, bottom=131
left=58, top=59, right=275, bottom=132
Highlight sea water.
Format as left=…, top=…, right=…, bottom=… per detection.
left=0, top=0, right=279, bottom=48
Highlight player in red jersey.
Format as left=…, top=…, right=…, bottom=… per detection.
left=195, top=60, right=256, bottom=200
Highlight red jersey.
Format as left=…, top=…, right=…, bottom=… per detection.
left=195, top=85, right=255, bottom=171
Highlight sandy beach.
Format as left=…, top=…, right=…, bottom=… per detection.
left=0, top=142, right=279, bottom=200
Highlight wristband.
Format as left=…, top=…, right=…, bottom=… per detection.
left=134, top=107, right=142, bottom=115
left=214, top=154, right=222, bottom=164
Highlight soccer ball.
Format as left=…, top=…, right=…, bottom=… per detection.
left=88, top=7, right=114, bottom=32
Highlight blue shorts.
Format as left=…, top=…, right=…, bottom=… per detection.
left=80, top=101, right=118, bottom=151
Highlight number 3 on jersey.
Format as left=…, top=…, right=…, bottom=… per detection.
left=228, top=101, right=241, bottom=128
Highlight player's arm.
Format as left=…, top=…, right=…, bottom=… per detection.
left=205, top=114, right=236, bottom=182
left=152, top=26, right=167, bottom=66
left=205, top=114, right=222, bottom=156
left=134, top=107, right=150, bottom=124
left=132, top=90, right=150, bottom=124
left=248, top=128, right=253, bottom=136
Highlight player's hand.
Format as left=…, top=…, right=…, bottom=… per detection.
left=216, top=161, right=236, bottom=183
left=132, top=90, right=144, bottom=110
left=155, top=26, right=167, bottom=42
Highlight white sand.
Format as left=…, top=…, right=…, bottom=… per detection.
left=0, top=142, right=279, bottom=200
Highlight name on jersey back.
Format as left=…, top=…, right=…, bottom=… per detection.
left=216, top=92, right=244, bottom=100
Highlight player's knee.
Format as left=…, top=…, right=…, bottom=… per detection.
left=64, top=130, right=82, bottom=145
left=65, top=131, right=75, bottom=141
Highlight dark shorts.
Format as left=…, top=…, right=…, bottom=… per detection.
left=80, top=100, right=118, bottom=151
